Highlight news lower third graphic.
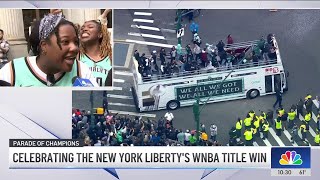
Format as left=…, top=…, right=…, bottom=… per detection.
left=271, top=147, right=311, bottom=176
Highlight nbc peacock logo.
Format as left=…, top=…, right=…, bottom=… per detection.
left=279, top=151, right=303, bottom=165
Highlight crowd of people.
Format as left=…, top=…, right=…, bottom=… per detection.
left=72, top=95, right=222, bottom=146
left=72, top=110, right=222, bottom=146
left=228, top=94, right=320, bottom=146
left=134, top=30, right=278, bottom=80
left=0, top=9, right=112, bottom=87
left=72, top=92, right=320, bottom=146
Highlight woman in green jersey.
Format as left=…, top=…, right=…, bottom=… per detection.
left=0, top=12, right=98, bottom=87
left=79, top=9, right=112, bottom=86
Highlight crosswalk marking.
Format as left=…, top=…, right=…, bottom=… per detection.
left=253, top=141, right=259, bottom=146
left=133, top=19, right=154, bottom=23
left=115, top=71, right=133, bottom=76
left=111, top=86, right=123, bottom=91
left=107, top=94, right=133, bottom=100
left=109, top=102, right=136, bottom=107
left=128, top=32, right=165, bottom=40
left=113, top=78, right=125, bottom=83
left=262, top=138, right=273, bottom=146
left=269, top=127, right=285, bottom=146
left=313, top=99, right=319, bottom=109
left=283, top=130, right=298, bottom=146
left=131, top=24, right=160, bottom=31
left=134, top=12, right=152, bottom=16
left=126, top=39, right=175, bottom=48
left=109, top=110, right=156, bottom=118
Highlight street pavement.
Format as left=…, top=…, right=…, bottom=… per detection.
left=74, top=9, right=320, bottom=146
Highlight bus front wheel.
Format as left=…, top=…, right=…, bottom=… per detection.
left=247, top=89, right=260, bottom=99
left=166, top=100, right=180, bottom=110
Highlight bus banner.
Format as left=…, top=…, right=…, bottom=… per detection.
left=175, top=79, right=244, bottom=101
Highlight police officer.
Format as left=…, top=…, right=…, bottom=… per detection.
left=262, top=121, right=269, bottom=140
left=279, top=107, right=288, bottom=130
left=300, top=121, right=307, bottom=141
left=253, top=117, right=260, bottom=139
left=249, top=110, right=255, bottom=120
left=235, top=118, right=243, bottom=138
left=291, top=124, right=299, bottom=144
left=266, top=109, right=274, bottom=126
left=259, top=111, right=267, bottom=126
left=244, top=114, right=252, bottom=130
left=315, top=131, right=320, bottom=146
left=273, top=90, right=283, bottom=109
left=287, top=108, right=297, bottom=129
left=275, top=116, right=282, bottom=136
left=296, top=98, right=304, bottom=117
left=251, top=127, right=257, bottom=142
left=244, top=128, right=253, bottom=146
left=304, top=112, right=311, bottom=131
left=229, top=127, right=237, bottom=146
left=305, top=94, right=313, bottom=114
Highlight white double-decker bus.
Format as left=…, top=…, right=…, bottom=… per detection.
left=131, top=36, right=288, bottom=112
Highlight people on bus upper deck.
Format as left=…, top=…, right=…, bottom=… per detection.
left=200, top=48, right=208, bottom=67
left=267, top=33, right=275, bottom=44
left=257, top=36, right=265, bottom=49
left=159, top=47, right=166, bottom=65
left=268, top=46, right=277, bottom=61
left=216, top=40, right=225, bottom=52
left=227, top=34, right=234, bottom=45
left=193, top=33, right=201, bottom=46
left=252, top=51, right=259, bottom=66
left=134, top=50, right=140, bottom=62
left=170, top=46, right=177, bottom=63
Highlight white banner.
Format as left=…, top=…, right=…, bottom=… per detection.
left=9, top=147, right=271, bottom=169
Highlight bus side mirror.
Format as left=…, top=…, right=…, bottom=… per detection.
left=286, top=71, right=289, bottom=78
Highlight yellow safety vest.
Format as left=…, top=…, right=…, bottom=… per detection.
left=249, top=112, right=255, bottom=119
left=305, top=113, right=311, bottom=122
left=300, top=124, right=307, bottom=132
left=275, top=120, right=282, bottom=129
left=236, top=120, right=242, bottom=130
left=259, top=115, right=265, bottom=123
left=263, top=123, right=269, bottom=132
left=254, top=120, right=260, bottom=129
left=251, top=128, right=257, bottom=135
left=244, top=118, right=252, bottom=126
left=278, top=109, right=285, bottom=117
left=315, top=134, right=320, bottom=144
left=288, top=111, right=296, bottom=120
left=244, top=130, right=253, bottom=141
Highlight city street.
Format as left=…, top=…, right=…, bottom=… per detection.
left=74, top=9, right=320, bottom=146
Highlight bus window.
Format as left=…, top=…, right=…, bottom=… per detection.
left=143, top=98, right=155, bottom=107
left=274, top=74, right=281, bottom=92
left=265, top=75, right=272, bottom=93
